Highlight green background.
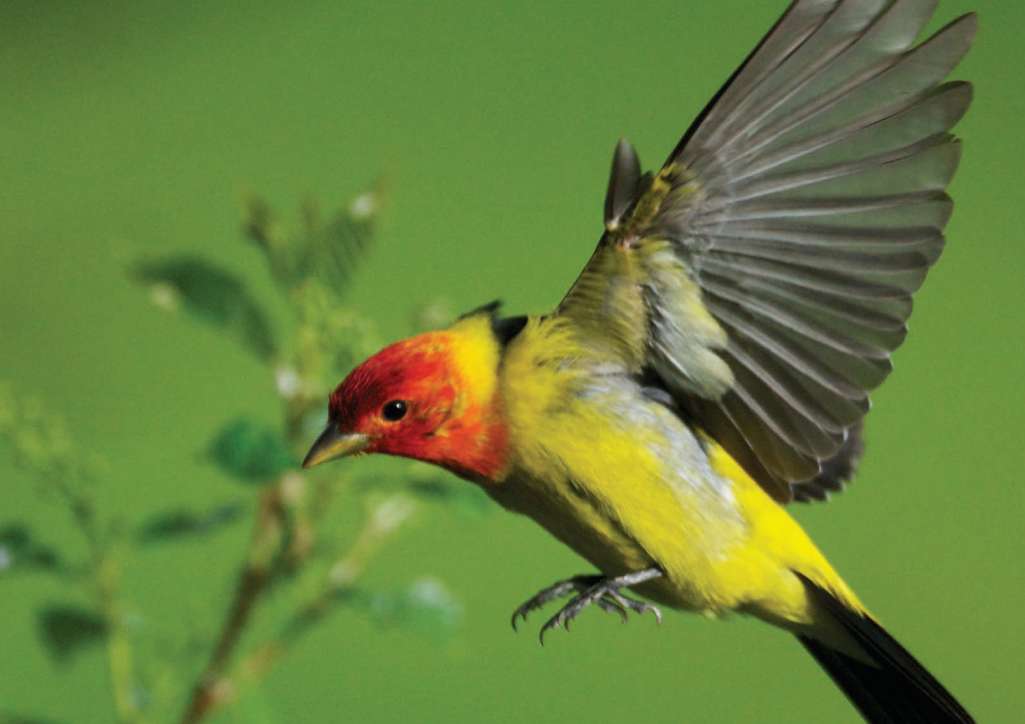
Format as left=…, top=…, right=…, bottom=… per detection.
left=3, top=1, right=1022, bottom=722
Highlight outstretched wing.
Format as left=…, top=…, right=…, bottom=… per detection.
left=557, top=0, right=975, bottom=502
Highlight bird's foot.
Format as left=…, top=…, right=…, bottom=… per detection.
left=510, top=567, right=663, bottom=644
left=510, top=575, right=602, bottom=630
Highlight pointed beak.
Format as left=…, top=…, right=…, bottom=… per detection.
left=301, top=426, right=370, bottom=469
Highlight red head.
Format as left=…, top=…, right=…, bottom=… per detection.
left=303, top=321, right=509, bottom=483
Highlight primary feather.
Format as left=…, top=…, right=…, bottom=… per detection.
left=559, top=0, right=976, bottom=501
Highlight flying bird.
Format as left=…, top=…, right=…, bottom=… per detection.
left=304, top=2, right=976, bottom=721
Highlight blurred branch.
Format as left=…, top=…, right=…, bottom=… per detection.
left=177, top=187, right=433, bottom=724
left=189, top=494, right=418, bottom=719
left=179, top=481, right=289, bottom=724
left=99, top=553, right=145, bottom=724
left=6, top=184, right=467, bottom=724
left=0, top=387, right=147, bottom=724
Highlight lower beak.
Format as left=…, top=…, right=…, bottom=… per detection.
left=301, top=427, right=370, bottom=469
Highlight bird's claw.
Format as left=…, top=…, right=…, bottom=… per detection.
left=510, top=568, right=664, bottom=644
left=510, top=575, right=598, bottom=631
left=602, top=587, right=663, bottom=624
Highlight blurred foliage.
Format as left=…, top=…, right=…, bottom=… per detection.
left=205, top=420, right=294, bottom=484
left=1, top=187, right=472, bottom=724
left=133, top=258, right=276, bottom=360
left=0, top=524, right=62, bottom=574
left=136, top=503, right=246, bottom=546
left=363, top=578, right=464, bottom=640
left=37, top=604, right=109, bottom=662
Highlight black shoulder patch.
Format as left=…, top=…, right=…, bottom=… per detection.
left=458, top=299, right=503, bottom=320
left=491, top=314, right=528, bottom=346
left=458, top=300, right=527, bottom=347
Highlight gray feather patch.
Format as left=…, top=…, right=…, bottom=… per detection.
left=647, top=2, right=973, bottom=500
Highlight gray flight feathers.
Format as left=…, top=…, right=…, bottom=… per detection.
left=794, top=420, right=865, bottom=502
left=596, top=1, right=976, bottom=502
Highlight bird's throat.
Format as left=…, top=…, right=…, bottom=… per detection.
left=426, top=399, right=510, bottom=484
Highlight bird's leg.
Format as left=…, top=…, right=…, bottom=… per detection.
left=512, top=567, right=664, bottom=644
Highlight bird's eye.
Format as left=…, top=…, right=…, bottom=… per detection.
left=381, top=400, right=408, bottom=422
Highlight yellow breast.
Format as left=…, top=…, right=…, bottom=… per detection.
left=493, top=315, right=864, bottom=623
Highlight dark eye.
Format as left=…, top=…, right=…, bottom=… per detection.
left=381, top=400, right=408, bottom=422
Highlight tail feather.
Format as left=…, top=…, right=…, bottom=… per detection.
left=796, top=573, right=973, bottom=724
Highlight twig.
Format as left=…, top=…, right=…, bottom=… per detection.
left=61, top=472, right=147, bottom=724
left=179, top=484, right=288, bottom=724
left=233, top=494, right=415, bottom=694
left=2, top=390, right=148, bottom=724
left=97, top=553, right=146, bottom=724
left=179, top=492, right=415, bottom=722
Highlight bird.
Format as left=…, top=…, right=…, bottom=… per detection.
left=303, top=2, right=976, bottom=721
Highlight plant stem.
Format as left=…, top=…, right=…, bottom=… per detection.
left=179, top=484, right=287, bottom=724
left=53, top=468, right=148, bottom=724
left=228, top=496, right=414, bottom=703
left=97, top=554, right=145, bottom=724
left=66, top=487, right=147, bottom=723
left=179, top=491, right=414, bottom=723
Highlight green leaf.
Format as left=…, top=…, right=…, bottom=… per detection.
left=132, top=256, right=275, bottom=359
left=309, top=209, right=373, bottom=296
left=136, top=502, right=246, bottom=545
left=364, top=578, right=462, bottom=640
left=0, top=524, right=62, bottom=576
left=243, top=190, right=378, bottom=297
left=36, top=604, right=107, bottom=661
left=207, top=419, right=295, bottom=483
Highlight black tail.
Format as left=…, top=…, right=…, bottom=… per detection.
left=796, top=574, right=973, bottom=724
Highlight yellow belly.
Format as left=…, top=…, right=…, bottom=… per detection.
left=494, top=369, right=863, bottom=626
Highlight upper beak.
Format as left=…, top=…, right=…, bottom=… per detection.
left=301, top=426, right=370, bottom=469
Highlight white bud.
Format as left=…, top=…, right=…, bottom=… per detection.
left=329, top=560, right=358, bottom=588
left=149, top=283, right=180, bottom=312
left=370, top=495, right=415, bottom=535
left=279, top=472, right=306, bottom=505
left=349, top=192, right=376, bottom=220
left=274, top=366, right=301, bottom=399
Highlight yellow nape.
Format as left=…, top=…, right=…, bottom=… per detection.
left=444, top=311, right=504, bottom=410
